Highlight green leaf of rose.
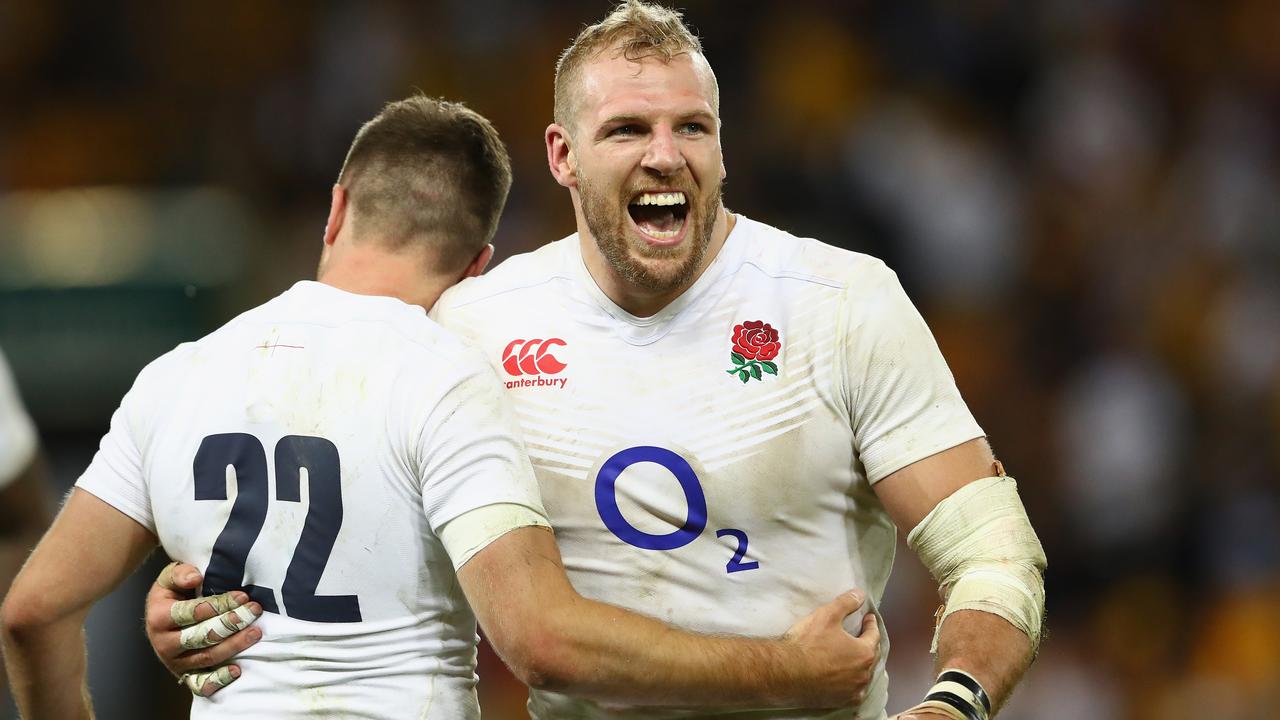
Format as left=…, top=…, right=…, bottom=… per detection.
left=731, top=352, right=746, bottom=365
left=761, top=361, right=778, bottom=375
left=750, top=363, right=762, bottom=380
left=738, top=369, right=749, bottom=383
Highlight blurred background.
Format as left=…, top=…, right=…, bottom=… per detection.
left=1, top=0, right=1278, bottom=718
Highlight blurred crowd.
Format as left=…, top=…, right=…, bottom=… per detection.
left=1, top=1, right=1277, bottom=718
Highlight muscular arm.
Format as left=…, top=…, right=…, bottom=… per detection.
left=458, top=525, right=880, bottom=710
left=0, top=456, right=52, bottom=701
left=0, top=489, right=157, bottom=720
left=874, top=438, right=1037, bottom=715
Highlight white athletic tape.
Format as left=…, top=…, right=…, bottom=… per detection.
left=907, top=476, right=1047, bottom=652
left=171, top=591, right=244, bottom=627
left=438, top=502, right=551, bottom=570
left=181, top=665, right=236, bottom=696
left=903, top=700, right=968, bottom=720
left=179, top=604, right=259, bottom=650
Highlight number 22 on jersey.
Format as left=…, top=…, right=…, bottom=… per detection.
left=193, top=433, right=362, bottom=623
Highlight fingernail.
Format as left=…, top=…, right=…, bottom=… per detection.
left=179, top=572, right=198, bottom=584
left=228, top=666, right=241, bottom=679
left=231, top=592, right=250, bottom=605
left=248, top=602, right=263, bottom=616
left=247, top=627, right=263, bottom=641
left=848, top=590, right=862, bottom=602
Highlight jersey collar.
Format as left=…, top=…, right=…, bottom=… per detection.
left=564, top=216, right=748, bottom=345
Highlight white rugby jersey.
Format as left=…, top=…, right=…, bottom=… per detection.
left=0, top=346, right=38, bottom=490
left=76, top=281, right=545, bottom=719
left=434, top=216, right=984, bottom=720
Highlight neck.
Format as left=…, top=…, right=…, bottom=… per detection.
left=317, top=245, right=452, bottom=312
left=581, top=206, right=736, bottom=318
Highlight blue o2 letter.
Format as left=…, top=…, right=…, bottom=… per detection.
left=595, top=446, right=707, bottom=550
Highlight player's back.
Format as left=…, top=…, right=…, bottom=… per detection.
left=79, top=281, right=536, bottom=719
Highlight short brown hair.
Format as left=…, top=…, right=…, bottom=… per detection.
left=554, top=0, right=717, bottom=130
left=336, top=95, right=512, bottom=273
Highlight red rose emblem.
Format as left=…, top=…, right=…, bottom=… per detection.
left=726, top=320, right=781, bottom=383
left=732, top=320, right=781, bottom=361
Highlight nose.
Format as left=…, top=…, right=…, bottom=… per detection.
left=641, top=126, right=686, bottom=176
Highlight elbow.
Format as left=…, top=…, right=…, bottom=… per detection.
left=496, top=625, right=581, bottom=692
left=0, top=585, right=55, bottom=648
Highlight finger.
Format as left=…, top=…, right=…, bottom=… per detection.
left=179, top=604, right=260, bottom=650
left=860, top=610, right=881, bottom=646
left=831, top=589, right=866, bottom=618
left=180, top=665, right=240, bottom=697
left=170, top=624, right=263, bottom=674
left=156, top=561, right=203, bottom=592
left=171, top=591, right=251, bottom=627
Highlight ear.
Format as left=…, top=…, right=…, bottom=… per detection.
left=462, top=243, right=494, bottom=279
left=323, top=184, right=348, bottom=247
left=546, top=123, right=578, bottom=189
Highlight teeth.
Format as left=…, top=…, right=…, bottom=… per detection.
left=632, top=191, right=686, bottom=206
left=645, top=227, right=681, bottom=239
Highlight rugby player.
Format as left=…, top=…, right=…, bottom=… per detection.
left=0, top=95, right=881, bottom=719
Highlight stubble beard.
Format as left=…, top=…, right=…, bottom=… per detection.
left=579, top=173, right=722, bottom=294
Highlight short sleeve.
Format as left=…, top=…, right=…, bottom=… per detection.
left=75, top=368, right=157, bottom=533
left=411, top=362, right=546, bottom=534
left=843, top=262, right=985, bottom=483
left=0, top=348, right=38, bottom=489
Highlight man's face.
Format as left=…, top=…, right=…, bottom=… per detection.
left=568, top=49, right=725, bottom=294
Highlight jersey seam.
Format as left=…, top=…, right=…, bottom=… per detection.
left=442, top=273, right=573, bottom=311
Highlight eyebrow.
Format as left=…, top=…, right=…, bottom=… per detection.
left=596, top=110, right=717, bottom=129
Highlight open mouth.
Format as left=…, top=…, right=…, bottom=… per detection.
left=627, top=191, right=689, bottom=242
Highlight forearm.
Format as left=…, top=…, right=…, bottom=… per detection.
left=1, top=610, right=93, bottom=720
left=531, top=594, right=803, bottom=708
left=932, top=610, right=1033, bottom=714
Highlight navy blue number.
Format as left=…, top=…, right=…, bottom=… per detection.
left=193, top=434, right=279, bottom=612
left=715, top=529, right=760, bottom=573
left=193, top=434, right=361, bottom=622
left=594, top=445, right=757, bottom=572
left=275, top=436, right=361, bottom=623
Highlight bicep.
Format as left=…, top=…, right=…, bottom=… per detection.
left=9, top=489, right=156, bottom=622
left=872, top=437, right=997, bottom=531
left=455, top=525, right=573, bottom=657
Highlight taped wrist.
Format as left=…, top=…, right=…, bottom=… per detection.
left=915, top=669, right=991, bottom=720
left=907, top=476, right=1046, bottom=653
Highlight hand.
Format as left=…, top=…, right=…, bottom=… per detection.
left=894, top=711, right=962, bottom=720
left=783, top=589, right=882, bottom=708
left=144, top=561, right=263, bottom=697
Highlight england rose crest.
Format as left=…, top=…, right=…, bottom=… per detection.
left=726, top=320, right=780, bottom=383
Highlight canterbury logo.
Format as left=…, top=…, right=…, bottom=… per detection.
left=502, top=338, right=567, bottom=376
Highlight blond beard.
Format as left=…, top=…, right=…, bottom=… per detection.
left=578, top=174, right=721, bottom=293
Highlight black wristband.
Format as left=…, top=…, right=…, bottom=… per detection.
left=923, top=690, right=984, bottom=720
left=937, top=669, right=992, bottom=715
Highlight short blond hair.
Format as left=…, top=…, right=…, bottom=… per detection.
left=553, top=0, right=718, bottom=130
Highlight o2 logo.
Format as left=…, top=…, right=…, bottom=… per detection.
left=502, top=338, right=567, bottom=376
left=594, top=446, right=758, bottom=573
